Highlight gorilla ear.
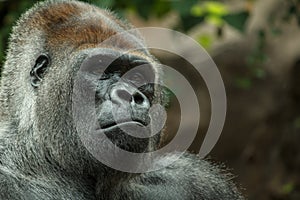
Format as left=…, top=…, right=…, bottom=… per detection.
left=30, top=54, right=50, bottom=87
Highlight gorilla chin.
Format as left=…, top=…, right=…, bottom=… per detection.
left=99, top=122, right=152, bottom=153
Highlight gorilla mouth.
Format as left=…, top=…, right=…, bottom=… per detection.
left=96, top=120, right=151, bottom=153
left=99, top=120, right=146, bottom=130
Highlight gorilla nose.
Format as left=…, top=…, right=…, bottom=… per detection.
left=110, top=84, right=150, bottom=110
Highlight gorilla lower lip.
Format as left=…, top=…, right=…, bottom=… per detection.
left=98, top=121, right=145, bottom=131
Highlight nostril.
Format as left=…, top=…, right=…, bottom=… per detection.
left=132, top=92, right=144, bottom=105
left=116, top=89, right=131, bottom=102
left=111, top=85, right=148, bottom=107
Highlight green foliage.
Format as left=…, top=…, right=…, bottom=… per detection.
left=294, top=117, right=300, bottom=129
left=281, top=182, right=295, bottom=195
left=223, top=11, right=249, bottom=33
left=191, top=1, right=228, bottom=26
left=234, top=78, right=252, bottom=90
left=197, top=34, right=213, bottom=50
left=179, top=15, right=205, bottom=32
left=236, top=29, right=267, bottom=89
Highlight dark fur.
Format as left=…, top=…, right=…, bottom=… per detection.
left=0, top=0, right=244, bottom=199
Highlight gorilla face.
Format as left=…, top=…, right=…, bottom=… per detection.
left=31, top=49, right=159, bottom=155
left=74, top=51, right=159, bottom=153
left=31, top=52, right=161, bottom=172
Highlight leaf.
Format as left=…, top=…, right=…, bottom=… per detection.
left=191, top=5, right=204, bottom=17
left=205, top=1, right=228, bottom=16
left=179, top=15, right=204, bottom=32
left=223, top=11, right=249, bottom=32
left=197, top=34, right=213, bottom=50
left=235, top=78, right=252, bottom=89
left=131, top=0, right=154, bottom=20
left=153, top=1, right=171, bottom=18
left=93, top=0, right=115, bottom=8
left=294, top=117, right=300, bottom=129
left=253, top=68, right=266, bottom=78
left=172, top=0, right=198, bottom=16
left=281, top=182, right=295, bottom=195
left=205, top=15, right=224, bottom=26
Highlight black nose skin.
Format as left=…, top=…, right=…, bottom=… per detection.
left=110, top=83, right=150, bottom=111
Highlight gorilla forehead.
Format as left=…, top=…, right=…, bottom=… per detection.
left=19, top=0, right=142, bottom=51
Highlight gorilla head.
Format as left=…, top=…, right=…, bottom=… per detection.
left=0, top=1, right=244, bottom=199
left=0, top=0, right=163, bottom=175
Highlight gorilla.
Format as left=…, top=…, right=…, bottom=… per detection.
left=0, top=0, right=244, bottom=199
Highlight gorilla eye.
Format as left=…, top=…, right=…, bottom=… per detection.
left=128, top=72, right=147, bottom=85
left=99, top=72, right=111, bottom=80
left=30, top=54, right=50, bottom=88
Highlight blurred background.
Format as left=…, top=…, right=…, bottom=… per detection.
left=0, top=0, right=300, bottom=199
